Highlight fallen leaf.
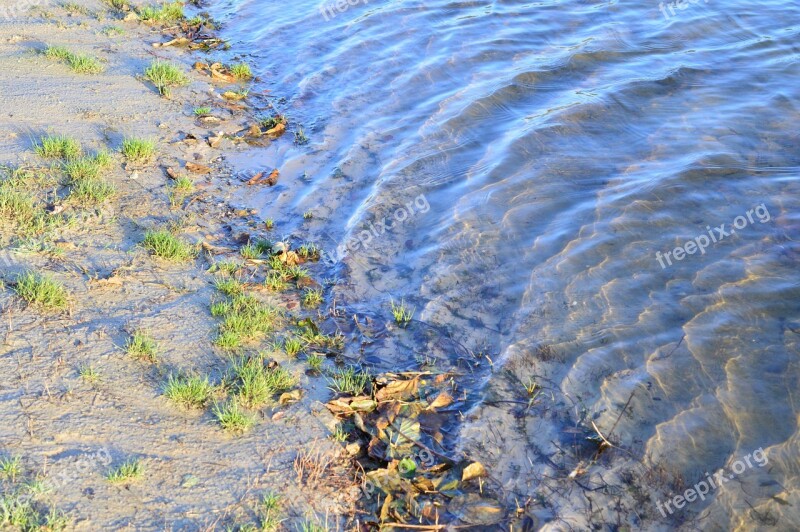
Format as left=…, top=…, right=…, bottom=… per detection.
left=247, top=124, right=262, bottom=137
left=279, top=389, right=302, bottom=405
left=427, top=391, right=453, bottom=410
left=208, top=134, right=224, bottom=148
left=448, top=494, right=504, bottom=525
left=376, top=377, right=420, bottom=402
left=211, top=68, right=236, bottom=83
left=265, top=122, right=286, bottom=138
left=246, top=171, right=264, bottom=185
left=185, top=162, right=212, bottom=174
left=462, top=462, right=487, bottom=482
left=222, top=91, right=246, bottom=101
left=165, top=167, right=180, bottom=180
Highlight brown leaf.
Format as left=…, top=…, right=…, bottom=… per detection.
left=279, top=389, right=302, bottom=405
left=222, top=91, right=246, bottom=101
left=427, top=391, right=453, bottom=410
left=211, top=68, right=236, bottom=83
left=185, top=162, right=212, bottom=174
left=375, top=377, right=420, bottom=402
left=462, top=462, right=487, bottom=482
left=208, top=134, right=224, bottom=148
left=246, top=171, right=264, bottom=185
left=247, top=124, right=262, bottom=137
left=265, top=122, right=286, bottom=138
left=165, top=167, right=180, bottom=180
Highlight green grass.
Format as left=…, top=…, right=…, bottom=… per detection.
left=168, top=176, right=194, bottom=207
left=78, top=364, right=100, bottom=384
left=125, top=330, right=158, bottom=362
left=34, top=134, right=80, bottom=160
left=302, top=210, right=313, bottom=219
left=0, top=494, right=68, bottom=530
left=61, top=1, right=89, bottom=14
left=193, top=106, right=212, bottom=116
left=264, top=218, right=274, bottom=230
left=284, top=337, right=302, bottom=358
left=215, top=277, right=245, bottom=298
left=229, top=356, right=297, bottom=408
left=390, top=299, right=415, bottom=327
left=102, top=25, right=125, bottom=36
left=103, top=0, right=130, bottom=10
left=44, top=45, right=103, bottom=74
left=264, top=271, right=289, bottom=292
left=330, top=424, right=348, bottom=443
left=0, top=172, right=67, bottom=236
left=295, top=128, right=309, bottom=145
left=259, top=115, right=286, bottom=130
left=302, top=288, right=323, bottom=309
left=328, top=366, right=370, bottom=396
left=107, top=458, right=143, bottom=483
left=213, top=295, right=282, bottom=350
left=64, top=152, right=115, bottom=203
left=0, top=456, right=22, bottom=482
left=121, top=137, right=155, bottom=164
left=138, top=1, right=184, bottom=23
left=144, top=60, right=189, bottom=97
left=306, top=353, right=323, bottom=373
left=298, top=243, right=321, bottom=261
left=142, top=228, right=197, bottom=261
left=240, top=242, right=262, bottom=260
left=213, top=401, right=254, bottom=434
left=230, top=62, right=252, bottom=80
left=164, top=374, right=214, bottom=408
left=14, top=271, right=68, bottom=310
left=260, top=492, right=282, bottom=531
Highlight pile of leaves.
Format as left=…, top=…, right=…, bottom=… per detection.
left=325, top=372, right=506, bottom=527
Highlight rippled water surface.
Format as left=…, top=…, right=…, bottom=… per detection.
left=208, top=0, right=800, bottom=528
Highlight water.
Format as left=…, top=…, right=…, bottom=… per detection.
left=206, top=0, right=800, bottom=528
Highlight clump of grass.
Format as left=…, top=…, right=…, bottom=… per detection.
left=390, top=299, right=415, bottom=327
left=43, top=45, right=103, bottom=74
left=144, top=60, right=189, bottom=97
left=306, top=353, right=323, bottom=374
left=303, top=210, right=313, bottom=219
left=213, top=401, right=254, bottom=434
left=61, top=1, right=89, bottom=14
left=0, top=494, right=67, bottom=530
left=0, top=456, right=22, bottom=482
left=330, top=424, right=348, bottom=442
left=264, top=271, right=288, bottom=292
left=210, top=261, right=241, bottom=276
left=138, top=1, right=184, bottom=23
left=264, top=218, right=274, bottom=230
left=107, top=458, right=143, bottom=483
left=168, top=176, right=194, bottom=207
left=215, top=277, right=245, bottom=298
left=328, top=366, right=370, bottom=396
left=284, top=337, right=302, bottom=357
left=259, top=115, right=286, bottom=130
left=229, top=356, right=297, bottom=408
left=240, top=242, right=262, bottom=260
left=121, top=137, right=155, bottom=164
left=230, top=62, right=252, bottom=80
left=302, top=288, right=323, bottom=308
left=125, top=330, right=158, bottom=362
left=78, top=364, right=100, bottom=384
left=260, top=492, right=282, bottom=531
left=141, top=228, right=197, bottom=261
left=295, top=128, right=309, bottom=145
left=103, top=0, right=130, bottom=10
left=193, top=106, right=211, bottom=116
left=34, top=134, right=80, bottom=160
left=164, top=374, right=214, bottom=408
left=298, top=243, right=321, bottom=261
left=102, top=25, right=125, bottom=36
left=64, top=152, right=115, bottom=203
left=14, top=271, right=68, bottom=310
left=213, top=295, right=282, bottom=350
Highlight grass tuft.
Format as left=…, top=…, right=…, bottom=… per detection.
left=142, top=228, right=197, bottom=261
left=328, top=366, right=370, bottom=396
left=138, top=1, right=184, bottom=23
left=229, top=356, right=296, bottom=408
left=34, top=134, right=80, bottom=160
left=44, top=45, right=103, bottom=74
left=125, top=330, right=158, bottom=362
left=213, top=401, right=254, bottom=434
left=144, top=60, right=189, bottom=97
left=107, top=458, right=143, bottom=483
left=121, top=137, right=155, bottom=164
left=390, top=298, right=415, bottom=327
left=230, top=62, right=252, bottom=80
left=213, top=295, right=282, bottom=350
left=164, top=374, right=214, bottom=408
left=14, top=271, right=68, bottom=310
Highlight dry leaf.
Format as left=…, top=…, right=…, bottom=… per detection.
left=427, top=391, right=453, bottom=410
left=222, top=91, right=246, bottom=101
left=462, top=462, right=487, bottom=482
left=185, top=162, right=212, bottom=174
left=265, top=122, right=286, bottom=138
left=279, top=389, right=302, bottom=405
left=376, top=377, right=420, bottom=402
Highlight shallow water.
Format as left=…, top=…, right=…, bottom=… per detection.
left=208, top=0, right=800, bottom=527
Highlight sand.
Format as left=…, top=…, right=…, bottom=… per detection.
left=0, top=2, right=357, bottom=529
